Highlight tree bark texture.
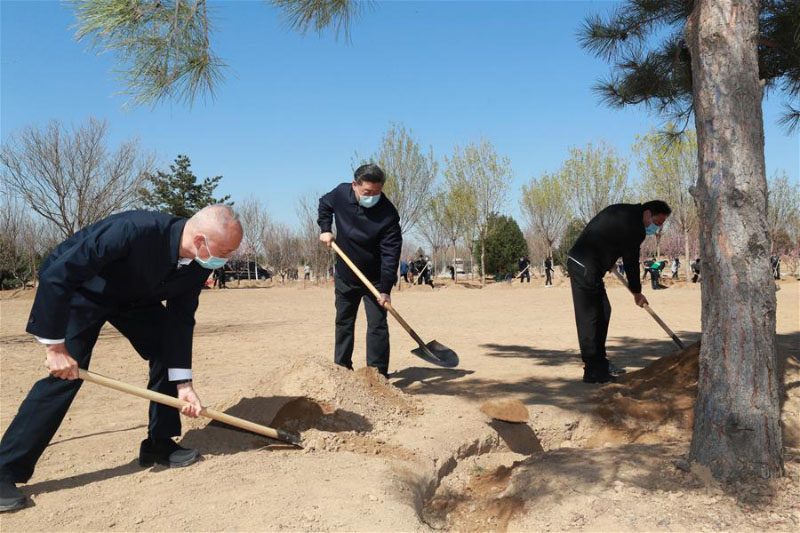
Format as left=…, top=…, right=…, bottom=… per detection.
left=686, top=0, right=782, bottom=480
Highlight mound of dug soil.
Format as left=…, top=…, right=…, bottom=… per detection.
left=181, top=359, right=421, bottom=453
left=596, top=341, right=699, bottom=437
left=592, top=342, right=800, bottom=447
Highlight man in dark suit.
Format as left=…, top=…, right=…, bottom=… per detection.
left=318, top=164, right=402, bottom=378
left=0, top=205, right=243, bottom=512
left=567, top=201, right=671, bottom=384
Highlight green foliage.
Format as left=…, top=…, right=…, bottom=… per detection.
left=443, top=139, right=512, bottom=284
left=633, top=126, right=698, bottom=250
left=139, top=155, right=231, bottom=217
left=580, top=1, right=800, bottom=133
left=561, top=141, right=629, bottom=224
left=71, top=0, right=364, bottom=106
left=473, top=213, right=527, bottom=275
left=520, top=171, right=570, bottom=254
left=553, top=218, right=585, bottom=269
left=359, top=123, right=438, bottom=235
left=272, top=0, right=367, bottom=39
left=72, top=0, right=225, bottom=107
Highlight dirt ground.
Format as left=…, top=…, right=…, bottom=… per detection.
left=1, top=275, right=798, bottom=532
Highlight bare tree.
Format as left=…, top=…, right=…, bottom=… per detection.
left=429, top=187, right=464, bottom=282
left=263, top=221, right=300, bottom=283
left=766, top=170, right=800, bottom=255
left=236, top=196, right=270, bottom=280
left=357, top=123, right=438, bottom=235
left=416, top=195, right=448, bottom=277
left=634, top=128, right=699, bottom=277
left=0, top=117, right=153, bottom=239
left=443, top=139, right=512, bottom=285
left=561, top=141, right=629, bottom=224
left=520, top=170, right=571, bottom=258
left=297, top=193, right=333, bottom=284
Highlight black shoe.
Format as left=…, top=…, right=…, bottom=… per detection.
left=0, top=478, right=28, bottom=513
left=139, top=438, right=201, bottom=468
left=608, top=361, right=627, bottom=375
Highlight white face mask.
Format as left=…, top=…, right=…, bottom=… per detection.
left=194, top=236, right=228, bottom=270
left=358, top=193, right=381, bottom=208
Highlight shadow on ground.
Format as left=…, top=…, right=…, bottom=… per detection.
left=180, top=396, right=371, bottom=455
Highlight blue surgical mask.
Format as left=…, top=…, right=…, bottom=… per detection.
left=645, top=223, right=660, bottom=236
left=358, top=193, right=381, bottom=208
left=195, top=236, right=228, bottom=270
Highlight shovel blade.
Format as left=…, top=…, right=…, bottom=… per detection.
left=411, top=340, right=459, bottom=368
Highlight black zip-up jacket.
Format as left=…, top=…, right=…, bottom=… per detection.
left=568, top=203, right=646, bottom=294
left=317, top=183, right=402, bottom=294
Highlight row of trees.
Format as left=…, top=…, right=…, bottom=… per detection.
left=2, top=117, right=798, bottom=289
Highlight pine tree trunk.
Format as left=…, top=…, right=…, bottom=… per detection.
left=686, top=0, right=782, bottom=480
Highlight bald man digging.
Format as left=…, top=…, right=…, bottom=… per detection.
left=0, top=206, right=243, bottom=512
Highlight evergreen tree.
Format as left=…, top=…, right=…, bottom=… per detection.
left=139, top=155, right=231, bottom=217
left=553, top=218, right=585, bottom=271
left=473, top=213, right=527, bottom=276
left=580, top=0, right=799, bottom=133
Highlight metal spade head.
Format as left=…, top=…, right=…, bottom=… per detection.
left=276, top=429, right=304, bottom=448
left=411, top=340, right=459, bottom=368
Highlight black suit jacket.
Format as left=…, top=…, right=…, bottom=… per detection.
left=26, top=211, right=210, bottom=369
left=317, top=183, right=402, bottom=294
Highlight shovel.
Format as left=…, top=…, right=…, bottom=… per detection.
left=330, top=241, right=459, bottom=368
left=611, top=270, right=685, bottom=349
left=78, top=369, right=303, bottom=447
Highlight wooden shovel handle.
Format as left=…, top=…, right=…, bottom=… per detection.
left=611, top=270, right=685, bottom=349
left=78, top=369, right=300, bottom=445
left=329, top=241, right=428, bottom=348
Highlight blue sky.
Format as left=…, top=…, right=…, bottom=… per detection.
left=2, top=0, right=797, bottom=227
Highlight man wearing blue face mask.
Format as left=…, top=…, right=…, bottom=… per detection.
left=318, top=164, right=402, bottom=378
left=0, top=205, right=242, bottom=512
left=566, top=200, right=671, bottom=384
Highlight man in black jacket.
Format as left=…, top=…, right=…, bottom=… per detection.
left=567, top=201, right=671, bottom=384
left=0, top=206, right=243, bottom=512
left=318, top=164, right=402, bottom=377
left=544, top=257, right=554, bottom=287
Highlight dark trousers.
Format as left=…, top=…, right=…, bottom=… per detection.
left=545, top=270, right=552, bottom=286
left=520, top=270, right=530, bottom=283
left=0, top=304, right=180, bottom=483
left=650, top=271, right=660, bottom=289
left=567, top=260, right=611, bottom=379
left=334, top=277, right=389, bottom=375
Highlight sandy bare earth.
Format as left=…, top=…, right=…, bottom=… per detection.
left=1, top=275, right=798, bottom=532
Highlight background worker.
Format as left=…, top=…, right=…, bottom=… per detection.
left=544, top=256, right=554, bottom=287
left=0, top=205, right=243, bottom=513
left=318, top=164, right=402, bottom=378
left=399, top=260, right=409, bottom=284
left=518, top=256, right=531, bottom=283
left=566, top=200, right=671, bottom=384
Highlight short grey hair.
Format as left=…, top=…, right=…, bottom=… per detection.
left=188, top=204, right=242, bottom=240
